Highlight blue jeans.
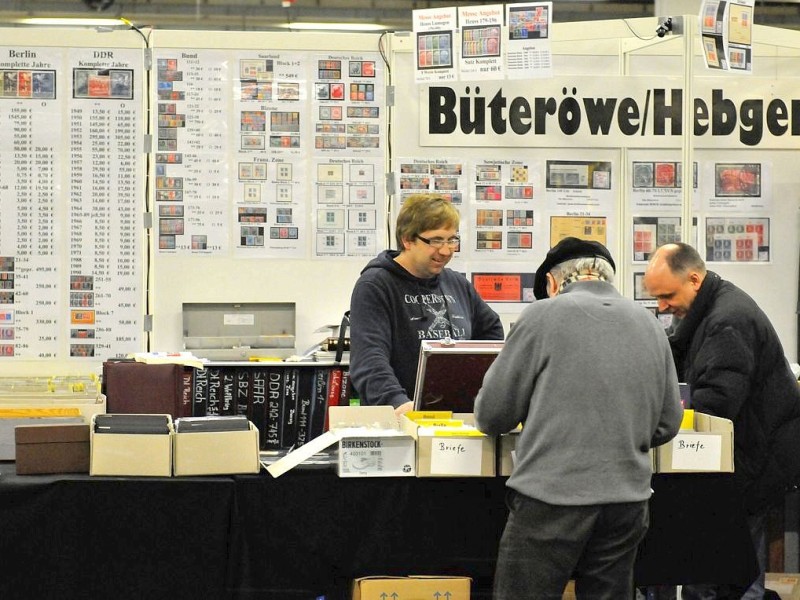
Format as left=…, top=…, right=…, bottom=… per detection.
left=493, top=491, right=649, bottom=600
left=681, top=510, right=767, bottom=600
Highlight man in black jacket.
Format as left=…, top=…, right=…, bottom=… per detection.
left=645, top=242, right=800, bottom=600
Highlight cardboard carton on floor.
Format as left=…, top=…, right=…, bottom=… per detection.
left=15, top=423, right=90, bottom=475
left=656, top=411, right=734, bottom=473
left=401, top=412, right=495, bottom=477
left=766, top=573, right=800, bottom=600
left=352, top=576, right=470, bottom=600
left=562, top=580, right=576, bottom=600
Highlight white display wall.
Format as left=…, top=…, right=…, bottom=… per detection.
left=0, top=17, right=798, bottom=375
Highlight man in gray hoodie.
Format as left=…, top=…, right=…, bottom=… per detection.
left=475, top=237, right=683, bottom=600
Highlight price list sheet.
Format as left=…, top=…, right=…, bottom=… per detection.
left=233, top=53, right=310, bottom=258
left=67, top=48, right=144, bottom=359
left=312, top=52, right=385, bottom=258
left=154, top=50, right=231, bottom=254
left=0, top=44, right=144, bottom=361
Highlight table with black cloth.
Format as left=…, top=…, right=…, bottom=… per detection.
left=0, top=463, right=758, bottom=600
left=0, top=463, right=236, bottom=600
left=228, top=470, right=509, bottom=599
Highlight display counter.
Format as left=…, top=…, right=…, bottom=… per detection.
left=0, top=464, right=757, bottom=599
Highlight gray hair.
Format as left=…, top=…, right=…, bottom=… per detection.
left=549, top=256, right=615, bottom=289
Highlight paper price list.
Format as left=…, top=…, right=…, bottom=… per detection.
left=65, top=51, right=142, bottom=359
left=0, top=99, right=61, bottom=358
left=69, top=50, right=145, bottom=359
left=68, top=98, right=142, bottom=358
left=155, top=51, right=230, bottom=253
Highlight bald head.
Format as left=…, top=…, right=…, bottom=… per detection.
left=649, top=243, right=707, bottom=278
left=644, top=243, right=706, bottom=318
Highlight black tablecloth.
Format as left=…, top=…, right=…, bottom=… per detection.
left=636, top=474, right=758, bottom=586
left=0, top=464, right=236, bottom=600
left=229, top=471, right=508, bottom=599
left=0, top=464, right=758, bottom=600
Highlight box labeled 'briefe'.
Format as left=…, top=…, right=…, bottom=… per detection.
left=656, top=412, right=734, bottom=473
left=401, top=412, right=496, bottom=477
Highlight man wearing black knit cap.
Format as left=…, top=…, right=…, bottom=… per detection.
left=475, top=236, right=683, bottom=600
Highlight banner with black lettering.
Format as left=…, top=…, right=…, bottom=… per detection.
left=420, top=76, right=800, bottom=149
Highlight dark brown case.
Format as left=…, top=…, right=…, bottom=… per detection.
left=15, top=424, right=91, bottom=475
left=102, top=360, right=192, bottom=418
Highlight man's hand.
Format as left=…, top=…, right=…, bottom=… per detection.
left=394, top=401, right=413, bottom=416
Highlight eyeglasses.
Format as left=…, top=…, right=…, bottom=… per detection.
left=416, top=234, right=460, bottom=249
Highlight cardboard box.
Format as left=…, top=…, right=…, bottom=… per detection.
left=401, top=412, right=496, bottom=477
left=562, top=580, right=576, bottom=600
left=173, top=421, right=260, bottom=476
left=352, top=576, right=470, bottom=600
left=265, top=405, right=415, bottom=478
left=0, top=384, right=105, bottom=460
left=656, top=412, right=734, bottom=473
left=766, top=573, right=800, bottom=600
left=90, top=414, right=173, bottom=477
left=0, top=414, right=86, bottom=460
left=498, top=427, right=521, bottom=476
left=15, top=423, right=90, bottom=475
left=330, top=406, right=416, bottom=477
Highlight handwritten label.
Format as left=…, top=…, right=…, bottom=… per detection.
left=670, top=433, right=723, bottom=471
left=430, top=437, right=483, bottom=475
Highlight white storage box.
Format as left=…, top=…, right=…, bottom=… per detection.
left=266, top=405, right=415, bottom=478
left=90, top=414, right=173, bottom=477
left=173, top=421, right=260, bottom=476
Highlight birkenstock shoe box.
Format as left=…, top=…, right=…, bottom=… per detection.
left=265, top=405, right=415, bottom=478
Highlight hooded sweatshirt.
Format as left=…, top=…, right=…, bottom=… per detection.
left=349, top=249, right=504, bottom=408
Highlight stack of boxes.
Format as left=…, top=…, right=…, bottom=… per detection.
left=16, top=413, right=261, bottom=477
left=267, top=405, right=734, bottom=479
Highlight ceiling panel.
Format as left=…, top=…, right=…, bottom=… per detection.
left=0, top=0, right=798, bottom=31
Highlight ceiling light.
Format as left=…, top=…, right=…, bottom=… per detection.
left=282, top=22, right=388, bottom=32
left=16, top=17, right=127, bottom=26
